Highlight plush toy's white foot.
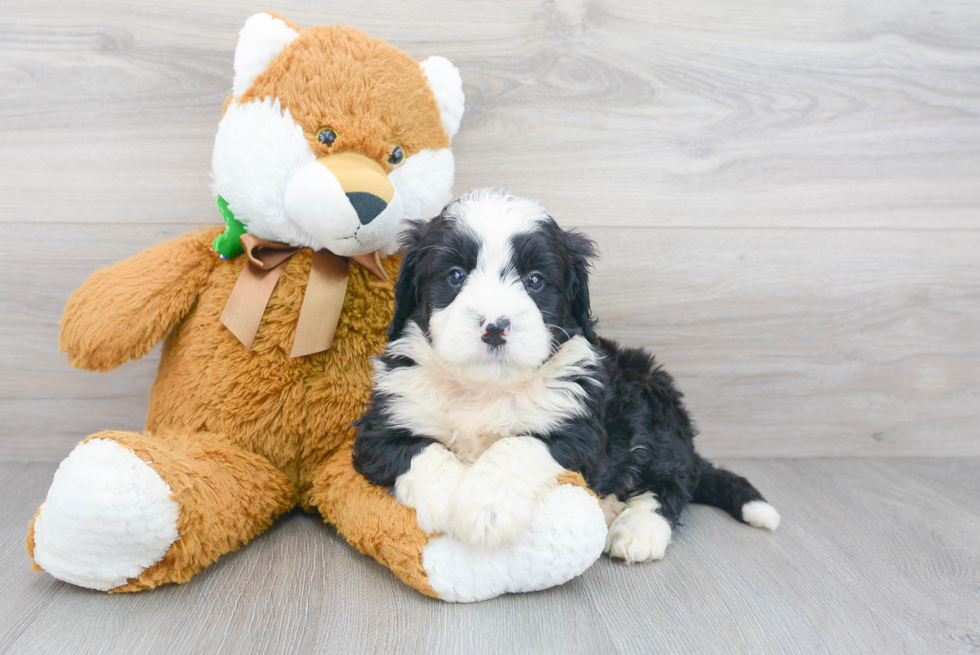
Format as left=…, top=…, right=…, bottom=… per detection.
left=604, top=492, right=672, bottom=564
left=32, top=439, right=180, bottom=591
left=421, top=483, right=607, bottom=602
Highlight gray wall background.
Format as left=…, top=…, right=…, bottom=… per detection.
left=1, top=0, right=978, bottom=459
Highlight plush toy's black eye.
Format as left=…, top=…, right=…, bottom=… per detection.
left=388, top=145, right=405, bottom=167
left=526, top=272, right=544, bottom=290
left=317, top=129, right=337, bottom=146
left=448, top=268, right=466, bottom=286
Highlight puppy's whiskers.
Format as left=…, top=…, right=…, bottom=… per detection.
left=544, top=322, right=572, bottom=342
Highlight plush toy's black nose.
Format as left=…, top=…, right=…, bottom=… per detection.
left=346, top=192, right=387, bottom=225
left=481, top=318, right=511, bottom=346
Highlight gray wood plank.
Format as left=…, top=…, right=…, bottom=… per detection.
left=2, top=0, right=980, bottom=457
left=2, top=459, right=978, bottom=654
left=2, top=222, right=977, bottom=459
left=1, top=0, right=978, bottom=229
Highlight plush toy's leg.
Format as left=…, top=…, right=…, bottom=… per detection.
left=309, top=446, right=608, bottom=603
left=27, top=430, right=295, bottom=592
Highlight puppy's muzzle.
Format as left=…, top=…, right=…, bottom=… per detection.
left=318, top=152, right=395, bottom=225
left=481, top=317, right=510, bottom=346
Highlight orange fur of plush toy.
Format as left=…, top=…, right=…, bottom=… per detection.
left=241, top=25, right=450, bottom=168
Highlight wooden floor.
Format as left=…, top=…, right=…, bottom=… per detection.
left=2, top=458, right=978, bottom=655
left=2, top=0, right=979, bottom=460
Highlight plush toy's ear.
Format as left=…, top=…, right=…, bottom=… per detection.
left=388, top=220, right=430, bottom=341
left=420, top=57, right=465, bottom=140
left=232, top=12, right=300, bottom=97
left=563, top=229, right=599, bottom=344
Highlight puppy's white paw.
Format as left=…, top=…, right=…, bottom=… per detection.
left=450, top=437, right=564, bottom=550
left=604, top=493, right=672, bottom=564
left=395, top=444, right=467, bottom=535
left=451, top=476, right=539, bottom=550
left=599, top=494, right=627, bottom=528
left=741, top=500, right=781, bottom=531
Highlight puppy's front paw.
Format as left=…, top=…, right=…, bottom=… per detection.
left=604, top=493, right=672, bottom=563
left=450, top=477, right=539, bottom=550
left=599, top=494, right=627, bottom=527
left=449, top=437, right=565, bottom=550
left=395, top=444, right=466, bottom=535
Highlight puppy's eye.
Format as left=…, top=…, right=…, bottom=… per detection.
left=526, top=273, right=544, bottom=290
left=448, top=268, right=466, bottom=286
left=388, top=144, right=405, bottom=167
left=317, top=128, right=337, bottom=146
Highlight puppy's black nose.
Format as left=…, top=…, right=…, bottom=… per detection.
left=346, top=192, right=387, bottom=225
left=482, top=318, right=510, bottom=346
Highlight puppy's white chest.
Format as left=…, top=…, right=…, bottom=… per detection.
left=375, top=334, right=599, bottom=464
left=439, top=390, right=529, bottom=463
left=396, top=377, right=553, bottom=463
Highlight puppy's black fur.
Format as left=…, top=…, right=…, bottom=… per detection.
left=353, top=211, right=769, bottom=528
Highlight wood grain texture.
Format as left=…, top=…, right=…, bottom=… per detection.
left=1, top=0, right=979, bottom=229
left=1, top=0, right=979, bottom=459
left=2, top=223, right=977, bottom=459
left=2, top=458, right=978, bottom=654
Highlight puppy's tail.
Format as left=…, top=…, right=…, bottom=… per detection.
left=692, top=461, right=780, bottom=531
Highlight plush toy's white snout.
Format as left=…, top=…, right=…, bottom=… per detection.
left=285, top=153, right=405, bottom=257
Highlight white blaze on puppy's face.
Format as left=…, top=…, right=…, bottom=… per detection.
left=427, top=191, right=555, bottom=383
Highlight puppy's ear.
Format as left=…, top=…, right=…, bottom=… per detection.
left=563, top=229, right=599, bottom=344
left=388, top=220, right=429, bottom=341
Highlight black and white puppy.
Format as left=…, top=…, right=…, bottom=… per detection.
left=353, top=189, right=780, bottom=562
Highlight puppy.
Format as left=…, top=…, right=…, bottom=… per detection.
left=353, top=188, right=780, bottom=562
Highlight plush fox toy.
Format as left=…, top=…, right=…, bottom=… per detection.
left=26, top=12, right=607, bottom=603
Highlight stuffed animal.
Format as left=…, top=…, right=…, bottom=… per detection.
left=25, top=11, right=607, bottom=603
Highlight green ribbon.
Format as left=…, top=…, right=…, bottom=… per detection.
left=213, top=195, right=246, bottom=258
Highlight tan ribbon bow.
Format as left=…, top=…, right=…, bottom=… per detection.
left=220, top=234, right=389, bottom=358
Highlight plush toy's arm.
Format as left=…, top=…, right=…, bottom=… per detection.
left=60, top=227, right=222, bottom=372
